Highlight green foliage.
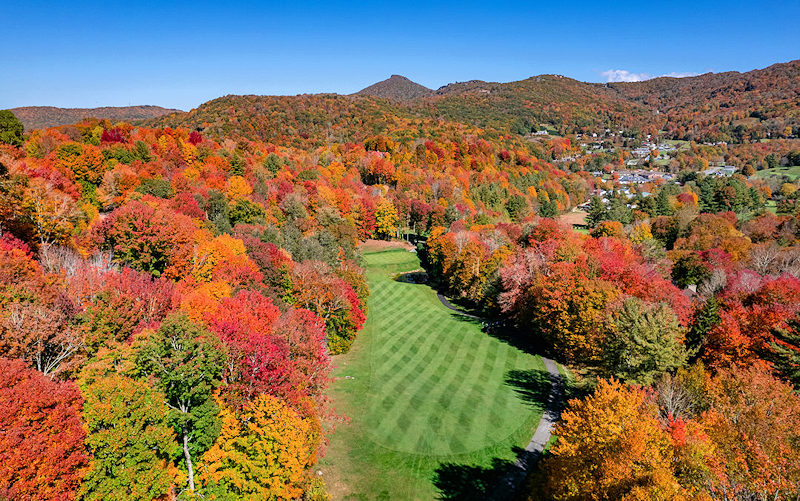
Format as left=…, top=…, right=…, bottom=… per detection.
left=134, top=140, right=154, bottom=162
left=229, top=198, right=266, bottom=225
left=0, top=110, right=24, bottom=146
left=228, top=153, right=246, bottom=176
left=606, top=196, right=633, bottom=224
left=102, top=144, right=136, bottom=165
left=672, top=253, right=711, bottom=289
left=505, top=194, right=529, bottom=222
left=79, top=180, right=100, bottom=208
left=769, top=316, right=800, bottom=390
left=297, top=169, right=319, bottom=181
left=135, top=177, right=174, bottom=199
left=79, top=373, right=179, bottom=501
left=603, top=298, right=688, bottom=385
left=203, top=190, right=231, bottom=234
left=135, top=314, right=227, bottom=489
left=263, top=153, right=285, bottom=175
left=538, top=199, right=558, bottom=218
left=585, top=195, right=606, bottom=228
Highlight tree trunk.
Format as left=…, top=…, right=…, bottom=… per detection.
left=183, top=428, right=195, bottom=491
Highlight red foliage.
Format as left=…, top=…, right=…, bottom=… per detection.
left=0, top=358, right=89, bottom=500
left=704, top=271, right=800, bottom=368
left=93, top=199, right=195, bottom=279
left=188, top=131, right=203, bottom=145
left=100, top=127, right=127, bottom=143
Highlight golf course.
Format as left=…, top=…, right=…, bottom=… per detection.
left=320, top=248, right=552, bottom=500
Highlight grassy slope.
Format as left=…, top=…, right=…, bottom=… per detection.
left=755, top=165, right=800, bottom=180
left=320, top=249, right=547, bottom=500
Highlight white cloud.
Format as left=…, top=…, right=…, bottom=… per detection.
left=600, top=69, right=700, bottom=83
left=601, top=69, right=652, bottom=82
left=661, top=71, right=700, bottom=78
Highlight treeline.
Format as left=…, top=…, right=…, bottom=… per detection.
left=426, top=200, right=800, bottom=498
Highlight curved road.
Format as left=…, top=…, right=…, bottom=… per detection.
left=436, top=292, right=565, bottom=498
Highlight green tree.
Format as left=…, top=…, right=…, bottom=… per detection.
left=606, top=196, right=633, bottom=224
left=687, top=297, right=720, bottom=358
left=765, top=153, right=779, bottom=170
left=136, top=314, right=226, bottom=492
left=604, top=298, right=688, bottom=384
left=671, top=253, right=711, bottom=289
left=79, top=372, right=179, bottom=500
left=229, top=198, right=266, bottom=225
left=0, top=110, right=24, bottom=146
left=655, top=189, right=674, bottom=216
left=505, top=194, right=529, bottom=222
left=538, top=198, right=558, bottom=218
left=585, top=195, right=606, bottom=228
left=769, top=315, right=800, bottom=390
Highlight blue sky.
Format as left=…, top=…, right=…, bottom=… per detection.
left=2, top=0, right=798, bottom=110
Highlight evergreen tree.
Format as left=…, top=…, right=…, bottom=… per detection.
left=655, top=189, right=674, bottom=216
left=687, top=297, right=720, bottom=358
left=769, top=316, right=800, bottom=390
left=603, top=297, right=688, bottom=385
left=0, top=110, right=24, bottom=146
left=539, top=198, right=558, bottom=218
left=585, top=195, right=606, bottom=228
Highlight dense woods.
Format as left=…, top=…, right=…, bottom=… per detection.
left=2, top=58, right=800, bottom=500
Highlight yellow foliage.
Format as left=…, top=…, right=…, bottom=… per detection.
left=543, top=379, right=684, bottom=500
left=374, top=200, right=398, bottom=240
left=629, top=222, right=653, bottom=244
left=192, top=234, right=249, bottom=283
left=200, top=394, right=316, bottom=500
left=227, top=176, right=252, bottom=200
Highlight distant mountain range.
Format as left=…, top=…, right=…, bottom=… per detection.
left=10, top=105, right=182, bottom=131
left=11, top=60, right=799, bottom=146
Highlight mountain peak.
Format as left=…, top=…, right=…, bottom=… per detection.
left=355, top=75, right=433, bottom=101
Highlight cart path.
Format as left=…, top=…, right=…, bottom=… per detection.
left=434, top=291, right=565, bottom=499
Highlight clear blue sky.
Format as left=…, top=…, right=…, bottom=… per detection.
left=3, top=0, right=798, bottom=111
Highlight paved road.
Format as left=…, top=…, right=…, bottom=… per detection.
left=494, top=356, right=564, bottom=500
left=436, top=292, right=482, bottom=319
left=434, top=292, right=565, bottom=499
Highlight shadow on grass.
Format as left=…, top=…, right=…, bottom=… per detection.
left=505, top=369, right=551, bottom=409
left=433, top=454, right=522, bottom=501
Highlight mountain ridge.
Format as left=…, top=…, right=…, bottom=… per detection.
left=10, top=105, right=182, bottom=131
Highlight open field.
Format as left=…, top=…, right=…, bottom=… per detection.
left=558, top=209, right=588, bottom=227
left=755, top=165, right=800, bottom=180
left=320, top=249, right=548, bottom=500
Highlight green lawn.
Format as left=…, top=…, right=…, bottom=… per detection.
left=755, top=165, right=800, bottom=180
left=766, top=200, right=778, bottom=215
left=319, top=249, right=548, bottom=500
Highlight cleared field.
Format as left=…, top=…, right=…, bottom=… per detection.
left=320, top=249, right=548, bottom=500
left=755, top=165, right=800, bottom=180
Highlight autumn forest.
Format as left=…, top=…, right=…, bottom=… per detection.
left=2, top=54, right=800, bottom=501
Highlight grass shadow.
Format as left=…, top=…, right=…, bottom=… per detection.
left=505, top=368, right=551, bottom=409
left=433, top=454, right=522, bottom=501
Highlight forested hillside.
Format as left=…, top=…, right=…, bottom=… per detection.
left=2, top=57, right=800, bottom=500
left=11, top=105, right=181, bottom=131
left=152, top=60, right=800, bottom=145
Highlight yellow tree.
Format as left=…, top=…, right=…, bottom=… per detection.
left=374, top=199, right=398, bottom=240
left=541, top=379, right=688, bottom=500
left=200, top=394, right=316, bottom=499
